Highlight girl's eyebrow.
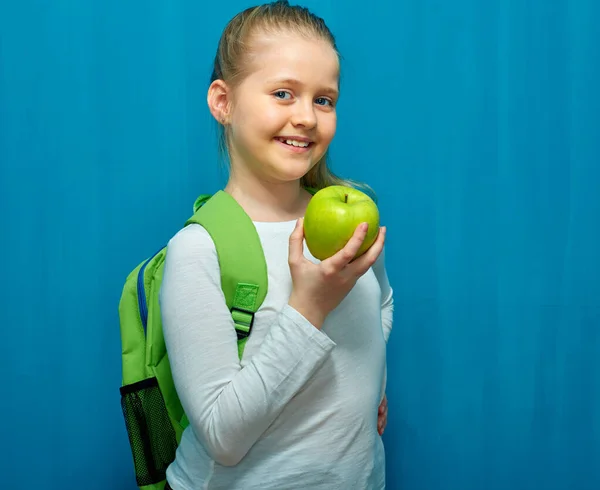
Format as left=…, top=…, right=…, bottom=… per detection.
left=266, top=77, right=339, bottom=97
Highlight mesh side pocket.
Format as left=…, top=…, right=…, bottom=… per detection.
left=120, top=377, right=178, bottom=486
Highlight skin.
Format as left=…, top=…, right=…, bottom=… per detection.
left=208, top=32, right=339, bottom=223
left=378, top=394, right=388, bottom=435
left=207, top=30, right=388, bottom=435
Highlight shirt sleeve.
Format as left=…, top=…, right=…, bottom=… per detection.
left=159, top=224, right=336, bottom=467
left=371, top=245, right=394, bottom=403
left=372, top=245, right=394, bottom=343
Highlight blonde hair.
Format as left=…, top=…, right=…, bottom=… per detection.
left=210, top=0, right=373, bottom=197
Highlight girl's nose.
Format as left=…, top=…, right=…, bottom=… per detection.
left=291, top=101, right=317, bottom=129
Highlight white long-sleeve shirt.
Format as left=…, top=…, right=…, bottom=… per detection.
left=159, top=218, right=394, bottom=490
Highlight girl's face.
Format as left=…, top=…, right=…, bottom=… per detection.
left=225, top=32, right=339, bottom=184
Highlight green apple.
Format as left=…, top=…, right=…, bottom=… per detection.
left=304, top=185, right=380, bottom=261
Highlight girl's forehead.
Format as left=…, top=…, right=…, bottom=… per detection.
left=252, top=31, right=336, bottom=57
left=246, top=34, right=339, bottom=83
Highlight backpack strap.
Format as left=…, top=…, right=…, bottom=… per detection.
left=185, top=190, right=268, bottom=359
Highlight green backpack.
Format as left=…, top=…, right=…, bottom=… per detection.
left=118, top=190, right=269, bottom=490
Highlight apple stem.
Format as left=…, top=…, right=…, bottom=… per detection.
left=344, top=194, right=348, bottom=203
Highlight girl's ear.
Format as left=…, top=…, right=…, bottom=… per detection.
left=207, top=79, right=232, bottom=125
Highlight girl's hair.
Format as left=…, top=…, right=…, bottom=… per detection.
left=210, top=0, right=372, bottom=195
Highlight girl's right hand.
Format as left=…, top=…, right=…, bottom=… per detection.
left=287, top=218, right=386, bottom=329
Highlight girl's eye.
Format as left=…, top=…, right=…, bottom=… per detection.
left=315, top=97, right=333, bottom=107
left=274, top=91, right=292, bottom=100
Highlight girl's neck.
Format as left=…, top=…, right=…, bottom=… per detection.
left=224, top=173, right=312, bottom=223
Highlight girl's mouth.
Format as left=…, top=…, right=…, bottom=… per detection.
left=274, top=137, right=313, bottom=153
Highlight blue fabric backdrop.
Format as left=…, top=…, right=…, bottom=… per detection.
left=1, top=1, right=598, bottom=489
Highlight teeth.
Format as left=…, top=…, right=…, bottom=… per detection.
left=282, top=138, right=310, bottom=148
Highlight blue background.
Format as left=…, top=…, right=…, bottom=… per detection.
left=1, top=1, right=599, bottom=489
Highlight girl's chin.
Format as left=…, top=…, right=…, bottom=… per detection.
left=269, top=163, right=315, bottom=183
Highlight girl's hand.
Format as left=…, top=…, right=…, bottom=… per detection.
left=287, top=218, right=386, bottom=329
left=378, top=394, right=388, bottom=435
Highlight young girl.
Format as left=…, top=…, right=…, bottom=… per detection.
left=159, top=1, right=394, bottom=488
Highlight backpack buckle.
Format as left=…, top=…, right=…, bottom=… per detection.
left=230, top=306, right=255, bottom=339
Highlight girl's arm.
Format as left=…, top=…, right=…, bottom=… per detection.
left=372, top=246, right=394, bottom=342
left=372, top=245, right=394, bottom=410
left=160, top=224, right=335, bottom=467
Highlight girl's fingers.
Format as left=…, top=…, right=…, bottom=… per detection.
left=350, top=226, right=386, bottom=276
left=288, top=218, right=306, bottom=265
left=324, top=222, right=369, bottom=270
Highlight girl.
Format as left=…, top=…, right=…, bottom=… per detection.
left=160, top=1, right=394, bottom=488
